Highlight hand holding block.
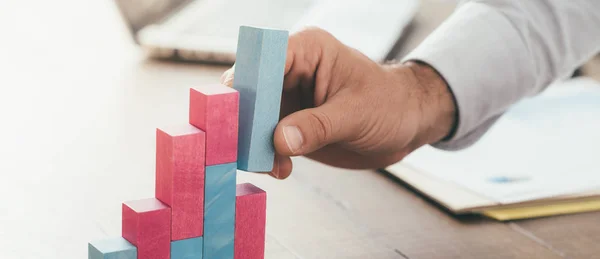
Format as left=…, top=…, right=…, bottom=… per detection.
left=203, top=163, right=237, bottom=259
left=189, top=85, right=239, bottom=165
left=122, top=198, right=170, bottom=259
left=171, top=237, right=203, bottom=259
left=233, top=26, right=289, bottom=172
left=155, top=125, right=205, bottom=240
left=88, top=237, right=137, bottom=259
left=234, top=183, right=267, bottom=259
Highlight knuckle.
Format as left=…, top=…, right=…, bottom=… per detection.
left=305, top=27, right=330, bottom=37
left=298, top=26, right=327, bottom=36
left=293, top=27, right=335, bottom=44
left=307, top=111, right=335, bottom=144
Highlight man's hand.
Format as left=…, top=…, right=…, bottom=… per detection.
left=221, top=27, right=457, bottom=179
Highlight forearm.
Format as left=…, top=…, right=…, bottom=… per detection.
left=403, top=0, right=600, bottom=150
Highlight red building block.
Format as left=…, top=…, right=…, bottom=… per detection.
left=189, top=85, right=239, bottom=165
left=155, top=125, right=205, bottom=240
left=122, top=198, right=170, bottom=259
left=234, top=183, right=267, bottom=259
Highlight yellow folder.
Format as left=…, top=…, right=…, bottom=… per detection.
left=482, top=198, right=600, bottom=221
left=382, top=164, right=600, bottom=221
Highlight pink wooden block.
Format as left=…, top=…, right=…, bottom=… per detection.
left=122, top=198, right=171, bottom=259
left=234, top=183, right=267, bottom=259
left=155, top=125, right=205, bottom=240
left=189, top=85, right=239, bottom=166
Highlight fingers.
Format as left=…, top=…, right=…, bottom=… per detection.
left=273, top=95, right=358, bottom=157
left=220, top=27, right=339, bottom=92
left=269, top=154, right=292, bottom=180
left=240, top=154, right=292, bottom=180
left=221, top=65, right=235, bottom=87
left=217, top=27, right=346, bottom=179
left=219, top=31, right=297, bottom=88
left=303, top=145, right=408, bottom=169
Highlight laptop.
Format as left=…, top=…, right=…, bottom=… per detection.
left=113, top=0, right=420, bottom=64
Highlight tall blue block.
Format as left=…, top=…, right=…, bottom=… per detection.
left=203, top=163, right=236, bottom=259
left=88, top=237, right=137, bottom=259
left=172, top=237, right=203, bottom=259
left=233, top=25, right=289, bottom=172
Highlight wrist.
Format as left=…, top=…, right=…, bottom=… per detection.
left=405, top=61, right=457, bottom=144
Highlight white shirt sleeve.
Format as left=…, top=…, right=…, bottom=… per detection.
left=402, top=0, right=600, bottom=150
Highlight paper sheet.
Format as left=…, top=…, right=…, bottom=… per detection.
left=403, top=78, right=600, bottom=204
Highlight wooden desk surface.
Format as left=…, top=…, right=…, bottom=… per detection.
left=1, top=1, right=598, bottom=258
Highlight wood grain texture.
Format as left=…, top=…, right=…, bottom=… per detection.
left=122, top=198, right=171, bottom=259
left=171, top=236, right=203, bottom=259
left=235, top=157, right=564, bottom=259
left=88, top=237, right=137, bottom=259
left=515, top=211, right=600, bottom=259
left=203, top=163, right=237, bottom=258
left=155, top=125, right=206, bottom=240
left=233, top=26, right=288, bottom=172
left=235, top=183, right=267, bottom=259
left=189, top=85, right=239, bottom=166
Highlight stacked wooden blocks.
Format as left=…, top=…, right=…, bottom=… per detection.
left=88, top=25, right=287, bottom=259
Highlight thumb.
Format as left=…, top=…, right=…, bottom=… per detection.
left=274, top=99, right=357, bottom=156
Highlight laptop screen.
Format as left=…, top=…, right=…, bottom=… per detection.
left=114, top=0, right=192, bottom=35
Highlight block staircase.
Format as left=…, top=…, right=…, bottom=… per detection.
left=88, top=26, right=288, bottom=259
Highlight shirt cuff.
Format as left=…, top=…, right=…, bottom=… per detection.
left=402, top=2, right=536, bottom=150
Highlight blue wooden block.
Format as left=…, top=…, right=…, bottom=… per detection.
left=88, top=237, right=137, bottom=259
left=171, top=237, right=203, bottom=259
left=233, top=25, right=289, bottom=172
left=203, top=163, right=237, bottom=258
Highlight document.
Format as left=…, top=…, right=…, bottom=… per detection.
left=402, top=78, right=600, bottom=204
